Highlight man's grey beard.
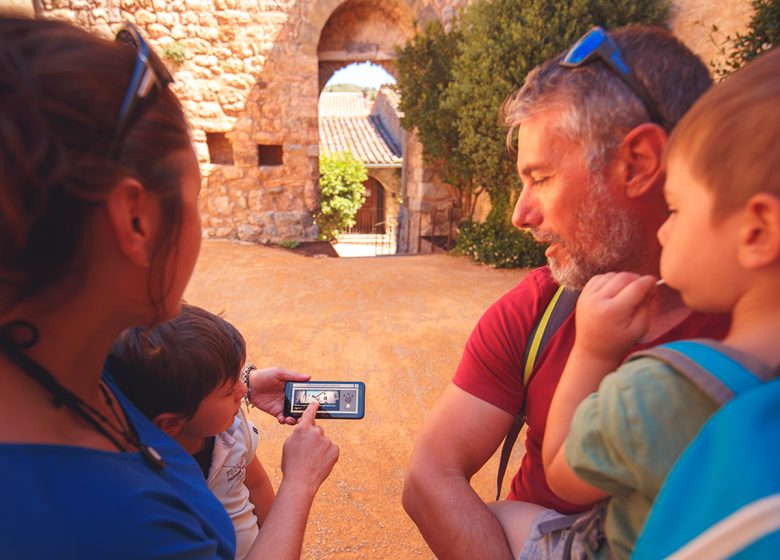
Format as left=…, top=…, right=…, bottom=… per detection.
left=537, top=175, right=642, bottom=290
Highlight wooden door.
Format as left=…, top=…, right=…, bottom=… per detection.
left=354, top=177, right=385, bottom=233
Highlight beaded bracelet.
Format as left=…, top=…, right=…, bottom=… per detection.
left=242, top=363, right=257, bottom=408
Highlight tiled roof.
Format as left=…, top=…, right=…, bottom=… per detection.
left=319, top=92, right=371, bottom=117
left=319, top=92, right=402, bottom=166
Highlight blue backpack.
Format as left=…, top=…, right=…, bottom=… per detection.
left=630, top=340, right=780, bottom=559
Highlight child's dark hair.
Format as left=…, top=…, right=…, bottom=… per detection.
left=110, top=303, right=246, bottom=420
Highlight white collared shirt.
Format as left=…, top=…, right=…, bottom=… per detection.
left=206, top=408, right=260, bottom=560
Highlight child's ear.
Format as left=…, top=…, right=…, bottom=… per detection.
left=152, top=412, right=187, bottom=437
left=105, top=179, right=158, bottom=268
left=738, top=193, right=780, bottom=269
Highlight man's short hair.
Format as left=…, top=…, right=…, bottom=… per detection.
left=110, top=303, right=246, bottom=420
left=502, top=25, right=712, bottom=172
left=665, top=47, right=780, bottom=219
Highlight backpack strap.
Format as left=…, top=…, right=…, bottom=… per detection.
left=628, top=340, right=763, bottom=405
left=495, top=285, right=579, bottom=501
left=632, top=367, right=780, bottom=559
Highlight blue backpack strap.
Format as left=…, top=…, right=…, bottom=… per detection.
left=495, top=285, right=579, bottom=501
left=628, top=340, right=763, bottom=405
left=633, top=378, right=780, bottom=559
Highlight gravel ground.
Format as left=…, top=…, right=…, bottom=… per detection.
left=184, top=239, right=529, bottom=559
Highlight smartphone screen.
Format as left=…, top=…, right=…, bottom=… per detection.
left=284, top=381, right=365, bottom=419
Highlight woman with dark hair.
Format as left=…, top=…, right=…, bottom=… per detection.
left=0, top=17, right=338, bottom=560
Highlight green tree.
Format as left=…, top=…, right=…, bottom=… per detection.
left=396, top=21, right=479, bottom=215
left=316, top=152, right=367, bottom=241
left=713, top=0, right=780, bottom=78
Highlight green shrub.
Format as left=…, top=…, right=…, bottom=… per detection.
left=163, top=42, right=187, bottom=65
left=316, top=152, right=367, bottom=241
left=278, top=240, right=301, bottom=249
left=454, top=219, right=547, bottom=269
left=713, top=0, right=780, bottom=78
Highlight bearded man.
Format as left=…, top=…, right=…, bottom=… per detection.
left=402, top=25, right=730, bottom=560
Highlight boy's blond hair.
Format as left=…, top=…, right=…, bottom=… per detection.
left=665, top=47, right=780, bottom=219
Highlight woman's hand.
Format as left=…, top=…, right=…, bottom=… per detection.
left=247, top=402, right=339, bottom=560
left=249, top=367, right=310, bottom=425
left=281, top=402, right=339, bottom=496
left=575, top=272, right=657, bottom=362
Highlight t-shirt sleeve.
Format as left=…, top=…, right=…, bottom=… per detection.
left=452, top=270, right=552, bottom=415
left=564, top=357, right=719, bottom=498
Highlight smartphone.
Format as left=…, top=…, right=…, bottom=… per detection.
left=284, top=380, right=365, bottom=419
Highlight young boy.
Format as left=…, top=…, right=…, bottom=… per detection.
left=491, top=47, right=780, bottom=559
left=110, top=304, right=275, bottom=560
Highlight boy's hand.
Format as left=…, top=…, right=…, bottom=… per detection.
left=249, top=367, right=310, bottom=425
left=281, top=402, right=339, bottom=495
left=575, top=272, right=657, bottom=362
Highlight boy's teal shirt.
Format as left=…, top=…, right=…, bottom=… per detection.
left=564, top=357, right=718, bottom=560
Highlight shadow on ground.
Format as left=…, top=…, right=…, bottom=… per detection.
left=184, top=240, right=530, bottom=559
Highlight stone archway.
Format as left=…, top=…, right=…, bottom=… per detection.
left=191, top=0, right=469, bottom=246
left=316, top=0, right=416, bottom=92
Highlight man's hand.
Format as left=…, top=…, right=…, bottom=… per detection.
left=248, top=367, right=310, bottom=424
left=575, top=272, right=657, bottom=362
left=402, top=384, right=515, bottom=560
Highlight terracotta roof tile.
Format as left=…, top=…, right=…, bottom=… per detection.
left=319, top=92, right=370, bottom=117
left=319, top=93, right=402, bottom=166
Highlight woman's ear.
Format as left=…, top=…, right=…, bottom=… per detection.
left=152, top=412, right=187, bottom=437
left=739, top=193, right=780, bottom=269
left=105, top=179, right=158, bottom=267
left=618, top=123, right=667, bottom=199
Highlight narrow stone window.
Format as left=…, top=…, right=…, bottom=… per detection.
left=257, top=144, right=284, bottom=167
left=206, top=132, right=234, bottom=165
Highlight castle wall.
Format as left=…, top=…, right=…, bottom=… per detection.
left=29, top=0, right=754, bottom=246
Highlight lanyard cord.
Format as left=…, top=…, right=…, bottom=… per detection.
left=0, top=320, right=164, bottom=469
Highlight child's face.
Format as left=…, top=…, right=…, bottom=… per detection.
left=183, top=375, right=246, bottom=439
left=657, top=156, right=743, bottom=312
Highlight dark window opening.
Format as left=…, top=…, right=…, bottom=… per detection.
left=206, top=132, right=234, bottom=165
left=257, top=144, right=284, bottom=167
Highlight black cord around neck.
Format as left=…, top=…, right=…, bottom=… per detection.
left=0, top=320, right=164, bottom=470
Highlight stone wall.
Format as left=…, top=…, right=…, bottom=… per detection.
left=30, top=0, right=754, bottom=247
left=671, top=0, right=754, bottom=73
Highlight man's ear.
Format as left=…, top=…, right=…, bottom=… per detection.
left=618, top=123, right=667, bottom=199
left=152, top=412, right=188, bottom=437
left=738, top=193, right=780, bottom=269
left=105, top=178, right=158, bottom=268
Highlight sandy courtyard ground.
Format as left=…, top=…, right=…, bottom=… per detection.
left=184, top=240, right=530, bottom=559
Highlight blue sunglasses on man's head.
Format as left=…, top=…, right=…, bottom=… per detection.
left=560, top=26, right=664, bottom=127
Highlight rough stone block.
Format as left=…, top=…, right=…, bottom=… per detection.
left=220, top=166, right=244, bottom=180
left=194, top=101, right=225, bottom=119
left=237, top=224, right=261, bottom=241
left=147, top=23, right=170, bottom=39
left=209, top=195, right=231, bottom=215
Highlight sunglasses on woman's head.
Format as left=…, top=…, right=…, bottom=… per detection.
left=560, top=26, right=664, bottom=128
left=107, top=23, right=174, bottom=158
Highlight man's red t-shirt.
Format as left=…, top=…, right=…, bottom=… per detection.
left=452, top=266, right=730, bottom=514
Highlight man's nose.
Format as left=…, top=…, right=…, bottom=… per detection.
left=512, top=187, right=542, bottom=229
